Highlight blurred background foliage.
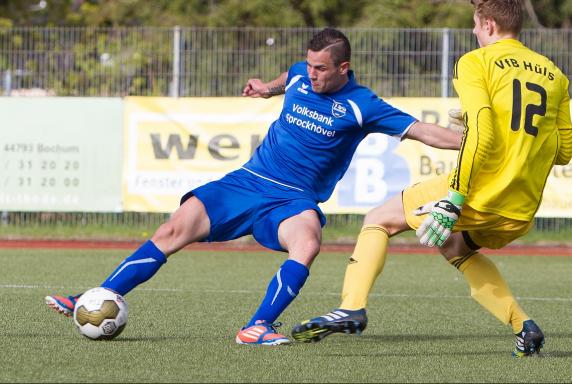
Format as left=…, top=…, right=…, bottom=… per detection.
left=0, top=0, right=570, bottom=29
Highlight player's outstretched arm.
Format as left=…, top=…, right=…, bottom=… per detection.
left=403, top=121, right=462, bottom=150
left=242, top=72, right=288, bottom=98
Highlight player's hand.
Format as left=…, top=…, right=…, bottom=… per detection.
left=242, top=78, right=270, bottom=98
left=415, top=190, right=465, bottom=247
left=448, top=109, right=464, bottom=133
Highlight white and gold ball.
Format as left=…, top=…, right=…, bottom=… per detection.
left=73, top=287, right=128, bottom=340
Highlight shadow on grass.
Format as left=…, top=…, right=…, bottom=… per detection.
left=542, top=351, right=572, bottom=358
left=318, top=350, right=572, bottom=358
left=2, top=332, right=201, bottom=343
left=7, top=331, right=572, bottom=359
left=319, top=350, right=509, bottom=357
left=111, top=335, right=200, bottom=342
left=303, top=332, right=572, bottom=358
left=334, top=332, right=572, bottom=343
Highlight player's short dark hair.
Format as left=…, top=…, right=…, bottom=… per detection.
left=307, top=28, right=351, bottom=66
left=471, top=0, right=523, bottom=35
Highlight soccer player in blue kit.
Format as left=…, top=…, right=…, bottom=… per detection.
left=45, top=28, right=461, bottom=345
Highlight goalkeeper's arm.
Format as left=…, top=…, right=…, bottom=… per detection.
left=555, top=76, right=572, bottom=165
left=556, top=127, right=572, bottom=165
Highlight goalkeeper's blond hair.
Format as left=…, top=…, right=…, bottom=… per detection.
left=470, top=0, right=523, bottom=35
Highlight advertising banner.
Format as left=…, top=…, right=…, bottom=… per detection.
left=123, top=97, right=282, bottom=212
left=123, top=97, right=572, bottom=217
left=0, top=98, right=123, bottom=212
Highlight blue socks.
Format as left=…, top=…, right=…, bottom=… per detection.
left=101, top=240, right=167, bottom=296
left=100, top=242, right=307, bottom=328
left=247, top=259, right=309, bottom=327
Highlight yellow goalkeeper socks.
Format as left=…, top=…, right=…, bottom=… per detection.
left=340, top=225, right=389, bottom=310
left=449, top=252, right=528, bottom=333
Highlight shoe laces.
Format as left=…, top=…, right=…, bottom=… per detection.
left=255, top=320, right=283, bottom=332
left=69, top=293, right=82, bottom=305
left=515, top=334, right=525, bottom=351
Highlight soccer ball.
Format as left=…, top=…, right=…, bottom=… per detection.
left=73, top=287, right=128, bottom=340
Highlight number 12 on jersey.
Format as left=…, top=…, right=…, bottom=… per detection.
left=511, top=79, right=546, bottom=137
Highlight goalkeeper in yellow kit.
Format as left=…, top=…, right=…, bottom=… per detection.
left=292, top=0, right=572, bottom=356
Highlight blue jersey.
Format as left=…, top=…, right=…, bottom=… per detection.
left=243, top=61, right=416, bottom=203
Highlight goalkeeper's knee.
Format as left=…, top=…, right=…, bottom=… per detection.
left=438, top=232, right=473, bottom=261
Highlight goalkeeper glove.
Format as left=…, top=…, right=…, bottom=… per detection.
left=448, top=108, right=464, bottom=133
left=415, top=190, right=465, bottom=247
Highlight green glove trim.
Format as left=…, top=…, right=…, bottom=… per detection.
left=447, top=189, right=465, bottom=206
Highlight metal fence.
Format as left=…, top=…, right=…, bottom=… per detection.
left=1, top=27, right=572, bottom=237
left=2, top=27, right=572, bottom=97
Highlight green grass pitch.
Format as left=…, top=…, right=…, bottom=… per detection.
left=1, top=248, right=571, bottom=383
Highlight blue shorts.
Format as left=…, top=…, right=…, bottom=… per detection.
left=180, top=168, right=326, bottom=252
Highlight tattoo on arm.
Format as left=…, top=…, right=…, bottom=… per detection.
left=267, top=84, right=285, bottom=96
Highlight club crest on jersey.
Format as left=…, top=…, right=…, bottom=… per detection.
left=332, top=100, right=346, bottom=118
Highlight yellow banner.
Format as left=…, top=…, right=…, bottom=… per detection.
left=123, top=97, right=572, bottom=217
left=123, top=97, right=281, bottom=211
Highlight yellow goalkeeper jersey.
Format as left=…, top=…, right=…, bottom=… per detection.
left=451, top=38, right=572, bottom=221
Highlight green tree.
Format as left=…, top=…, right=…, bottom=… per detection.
left=357, top=0, right=472, bottom=28
left=0, top=0, right=570, bottom=28
left=524, top=0, right=572, bottom=28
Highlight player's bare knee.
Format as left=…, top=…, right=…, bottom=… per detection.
left=299, top=236, right=321, bottom=257
left=152, top=221, right=177, bottom=243
left=439, top=232, right=472, bottom=261
left=363, top=211, right=403, bottom=236
left=287, top=237, right=321, bottom=266
left=363, top=209, right=382, bottom=226
left=439, top=245, right=457, bottom=261
left=363, top=195, right=408, bottom=236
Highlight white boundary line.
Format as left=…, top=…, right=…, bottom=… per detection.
left=2, top=283, right=571, bottom=302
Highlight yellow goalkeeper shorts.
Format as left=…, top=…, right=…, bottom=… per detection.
left=402, top=174, right=533, bottom=249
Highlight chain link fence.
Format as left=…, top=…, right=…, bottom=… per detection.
left=1, top=27, right=571, bottom=239
left=2, top=27, right=571, bottom=97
